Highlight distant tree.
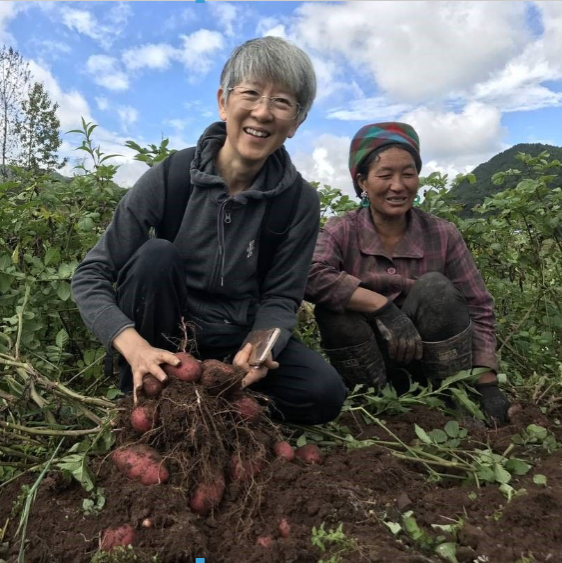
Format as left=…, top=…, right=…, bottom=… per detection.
left=0, top=46, right=31, bottom=177
left=15, top=82, right=65, bottom=173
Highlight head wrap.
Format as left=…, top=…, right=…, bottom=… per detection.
left=349, top=122, right=422, bottom=196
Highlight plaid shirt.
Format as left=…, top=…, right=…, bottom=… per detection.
left=306, top=207, right=498, bottom=372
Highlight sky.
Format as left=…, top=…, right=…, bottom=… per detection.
left=2, top=1, right=562, bottom=198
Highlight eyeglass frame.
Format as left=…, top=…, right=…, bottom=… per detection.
left=226, top=86, right=302, bottom=121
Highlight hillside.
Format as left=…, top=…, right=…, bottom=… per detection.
left=448, top=143, right=562, bottom=216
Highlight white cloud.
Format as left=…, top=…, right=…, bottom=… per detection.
left=27, top=60, right=92, bottom=131
left=292, top=2, right=528, bottom=102
left=208, top=2, right=241, bottom=37
left=117, top=105, right=138, bottom=133
left=292, top=133, right=354, bottom=197
left=60, top=3, right=131, bottom=49
left=402, top=102, right=506, bottom=167
left=95, top=97, right=109, bottom=111
left=326, top=96, right=412, bottom=121
left=122, top=43, right=176, bottom=71
left=0, top=1, right=25, bottom=44
left=177, top=29, right=225, bottom=77
left=310, top=55, right=364, bottom=104
left=86, top=55, right=129, bottom=91
left=256, top=17, right=286, bottom=38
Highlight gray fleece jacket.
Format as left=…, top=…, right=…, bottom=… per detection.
left=71, top=121, right=320, bottom=355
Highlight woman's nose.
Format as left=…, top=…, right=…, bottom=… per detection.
left=251, top=98, right=274, bottom=120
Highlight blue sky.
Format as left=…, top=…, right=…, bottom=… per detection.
left=2, top=1, right=562, bottom=196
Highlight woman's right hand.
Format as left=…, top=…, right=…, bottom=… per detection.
left=112, top=328, right=180, bottom=403
left=371, top=300, right=423, bottom=364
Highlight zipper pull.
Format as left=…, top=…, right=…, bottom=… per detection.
left=224, top=209, right=232, bottom=224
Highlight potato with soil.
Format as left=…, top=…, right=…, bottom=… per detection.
left=232, top=394, right=262, bottom=423
left=200, top=359, right=243, bottom=395
left=163, top=351, right=201, bottom=382
left=142, top=374, right=165, bottom=397
left=189, top=475, right=226, bottom=516
left=230, top=453, right=265, bottom=482
left=295, top=444, right=323, bottom=465
left=273, top=441, right=295, bottom=461
left=101, top=524, right=136, bottom=552
left=130, top=404, right=158, bottom=434
left=112, top=444, right=169, bottom=485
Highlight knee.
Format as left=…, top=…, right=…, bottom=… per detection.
left=304, top=363, right=347, bottom=424
left=314, top=306, right=372, bottom=348
left=133, top=239, right=182, bottom=279
left=414, top=272, right=454, bottom=295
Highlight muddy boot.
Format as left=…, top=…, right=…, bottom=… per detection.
left=323, top=333, right=386, bottom=390
left=420, top=323, right=472, bottom=381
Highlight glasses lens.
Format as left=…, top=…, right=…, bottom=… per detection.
left=232, top=88, right=298, bottom=120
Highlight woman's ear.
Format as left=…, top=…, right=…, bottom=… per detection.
left=356, top=173, right=365, bottom=191
left=217, top=88, right=227, bottom=121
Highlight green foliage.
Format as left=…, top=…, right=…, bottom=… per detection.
left=124, top=138, right=174, bottom=168
left=311, top=522, right=357, bottom=563
left=448, top=143, right=562, bottom=217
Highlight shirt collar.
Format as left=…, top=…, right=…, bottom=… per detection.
left=357, top=207, right=425, bottom=259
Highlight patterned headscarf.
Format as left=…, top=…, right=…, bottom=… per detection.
left=349, top=122, right=422, bottom=196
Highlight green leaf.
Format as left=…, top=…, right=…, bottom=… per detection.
left=56, top=454, right=94, bottom=491
left=533, top=474, right=547, bottom=486
left=414, top=424, right=432, bottom=444
left=428, top=429, right=448, bottom=444
left=55, top=328, right=69, bottom=349
left=444, top=420, right=460, bottom=438
left=435, top=542, right=459, bottom=563
left=505, top=458, right=532, bottom=476
left=384, top=521, right=402, bottom=535
left=493, top=464, right=512, bottom=484
left=57, top=281, right=71, bottom=301
left=450, top=387, right=487, bottom=421
left=296, top=434, right=307, bottom=448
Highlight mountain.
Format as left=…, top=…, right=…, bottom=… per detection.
left=448, top=143, right=562, bottom=217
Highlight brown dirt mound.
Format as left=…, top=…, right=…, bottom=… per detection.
left=2, top=401, right=562, bottom=562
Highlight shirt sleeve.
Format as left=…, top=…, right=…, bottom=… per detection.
left=305, top=217, right=362, bottom=313
left=444, top=225, right=499, bottom=372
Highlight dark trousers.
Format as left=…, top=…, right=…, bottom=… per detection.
left=315, top=272, right=472, bottom=391
left=115, top=239, right=346, bottom=424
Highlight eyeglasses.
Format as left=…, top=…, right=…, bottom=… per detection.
left=227, top=86, right=301, bottom=120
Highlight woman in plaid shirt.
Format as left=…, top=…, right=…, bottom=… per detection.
left=305, top=122, right=511, bottom=425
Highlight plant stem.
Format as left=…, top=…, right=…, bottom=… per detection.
left=0, top=421, right=101, bottom=436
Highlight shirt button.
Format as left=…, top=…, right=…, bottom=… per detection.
left=387, top=267, right=396, bottom=275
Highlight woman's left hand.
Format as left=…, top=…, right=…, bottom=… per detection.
left=234, top=342, right=280, bottom=388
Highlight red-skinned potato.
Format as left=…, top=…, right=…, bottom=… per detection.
left=163, top=352, right=201, bottom=382
left=295, top=444, right=323, bottom=465
left=101, top=524, right=135, bottom=552
left=112, top=445, right=169, bottom=485
left=232, top=395, right=262, bottom=423
left=230, top=454, right=265, bottom=482
left=130, top=404, right=158, bottom=434
left=273, top=441, right=295, bottom=462
left=142, top=375, right=165, bottom=397
left=256, top=536, right=273, bottom=548
left=189, top=475, right=225, bottom=516
left=278, top=517, right=291, bottom=538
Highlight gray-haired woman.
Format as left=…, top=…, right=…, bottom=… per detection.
left=72, top=36, right=346, bottom=424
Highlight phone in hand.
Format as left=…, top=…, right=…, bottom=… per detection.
left=244, top=328, right=281, bottom=368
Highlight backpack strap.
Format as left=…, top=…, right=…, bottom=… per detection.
left=257, top=173, right=303, bottom=283
left=156, top=146, right=196, bottom=241
left=158, top=147, right=303, bottom=284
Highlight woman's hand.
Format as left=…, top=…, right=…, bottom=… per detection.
left=234, top=342, right=279, bottom=388
left=112, top=328, right=180, bottom=404
left=370, top=300, right=423, bottom=364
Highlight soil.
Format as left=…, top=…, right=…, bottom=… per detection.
left=1, top=389, right=562, bottom=563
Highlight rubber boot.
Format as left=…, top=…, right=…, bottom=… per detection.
left=323, top=333, right=387, bottom=390
left=421, top=323, right=472, bottom=381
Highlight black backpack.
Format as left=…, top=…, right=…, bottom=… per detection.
left=156, top=147, right=303, bottom=283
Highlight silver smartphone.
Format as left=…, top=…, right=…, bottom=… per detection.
left=245, top=328, right=281, bottom=367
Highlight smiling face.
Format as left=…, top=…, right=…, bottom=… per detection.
left=357, top=146, right=419, bottom=221
left=217, top=81, right=300, bottom=172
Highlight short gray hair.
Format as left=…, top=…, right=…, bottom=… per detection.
left=220, top=36, right=317, bottom=122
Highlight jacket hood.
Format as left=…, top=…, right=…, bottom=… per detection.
left=190, top=121, right=299, bottom=202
